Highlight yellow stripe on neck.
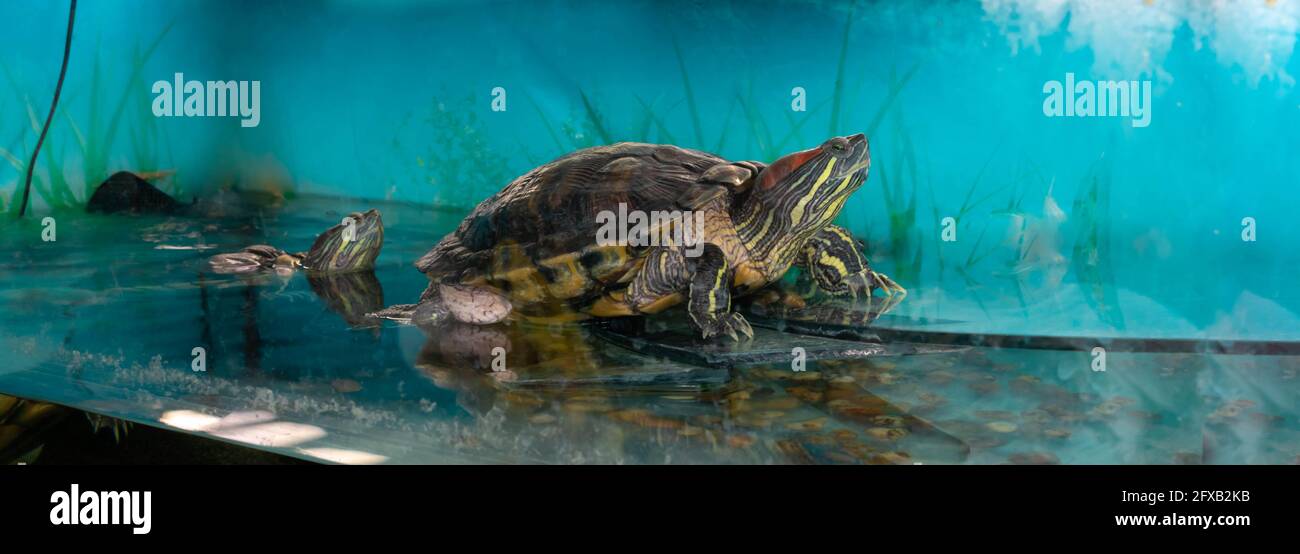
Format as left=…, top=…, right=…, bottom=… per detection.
left=789, top=158, right=836, bottom=228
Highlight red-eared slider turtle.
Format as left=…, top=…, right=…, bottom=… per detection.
left=208, top=209, right=384, bottom=275
left=373, top=135, right=904, bottom=340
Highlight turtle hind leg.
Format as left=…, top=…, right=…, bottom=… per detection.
left=368, top=300, right=456, bottom=327
left=687, top=244, right=753, bottom=341
left=369, top=282, right=510, bottom=326
left=439, top=283, right=512, bottom=324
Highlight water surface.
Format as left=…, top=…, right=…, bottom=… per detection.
left=1, top=197, right=1293, bottom=464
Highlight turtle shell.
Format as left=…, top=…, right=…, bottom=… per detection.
left=416, top=142, right=731, bottom=318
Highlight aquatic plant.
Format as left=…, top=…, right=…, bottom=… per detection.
left=1069, top=155, right=1126, bottom=329
left=633, top=95, right=680, bottom=146
left=1, top=18, right=176, bottom=215
left=937, top=144, right=1012, bottom=279
left=875, top=108, right=922, bottom=285
left=671, top=36, right=705, bottom=148
left=15, top=0, right=75, bottom=217
left=577, top=89, right=612, bottom=145
left=419, top=92, right=519, bottom=210
left=827, top=0, right=855, bottom=137
left=528, top=94, right=568, bottom=154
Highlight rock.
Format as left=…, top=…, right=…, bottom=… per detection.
left=86, top=171, right=183, bottom=214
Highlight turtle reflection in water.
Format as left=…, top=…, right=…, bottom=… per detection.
left=408, top=320, right=965, bottom=464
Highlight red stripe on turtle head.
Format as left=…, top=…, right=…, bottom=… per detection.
left=759, top=146, right=822, bottom=190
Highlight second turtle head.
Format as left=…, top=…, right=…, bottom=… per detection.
left=303, top=208, right=384, bottom=273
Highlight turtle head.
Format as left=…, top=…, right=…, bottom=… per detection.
left=739, top=134, right=870, bottom=250
left=303, top=209, right=384, bottom=272
left=758, top=133, right=870, bottom=200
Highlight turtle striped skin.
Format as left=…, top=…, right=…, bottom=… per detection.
left=375, top=135, right=904, bottom=340
left=208, top=209, right=384, bottom=275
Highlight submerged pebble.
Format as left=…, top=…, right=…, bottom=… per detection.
left=1044, top=428, right=1072, bottom=439
left=1008, top=452, right=1060, bottom=465
left=774, top=440, right=816, bottom=463
left=869, top=451, right=912, bottom=465
left=986, top=421, right=1018, bottom=433
left=869, top=415, right=905, bottom=427
left=785, top=386, right=824, bottom=403
left=783, top=417, right=828, bottom=432
left=866, top=427, right=908, bottom=440
left=331, top=378, right=362, bottom=393
left=831, top=429, right=858, bottom=442
left=528, top=413, right=557, bottom=425
left=726, top=434, right=756, bottom=448
left=609, top=409, right=682, bottom=430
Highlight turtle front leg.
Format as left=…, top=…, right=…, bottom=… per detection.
left=801, top=225, right=906, bottom=299
left=687, top=244, right=753, bottom=341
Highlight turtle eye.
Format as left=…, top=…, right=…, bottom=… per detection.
left=829, top=139, right=847, bottom=153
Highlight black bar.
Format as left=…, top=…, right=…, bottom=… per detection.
left=2, top=465, right=1291, bottom=540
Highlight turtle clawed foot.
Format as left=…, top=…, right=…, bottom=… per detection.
left=840, top=270, right=905, bottom=317
left=869, top=271, right=907, bottom=299
left=861, top=272, right=906, bottom=317
left=699, top=312, right=754, bottom=342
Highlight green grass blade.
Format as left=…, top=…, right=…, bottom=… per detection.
left=865, top=63, right=920, bottom=137
left=672, top=36, right=704, bottom=147
left=828, top=1, right=856, bottom=136
left=634, top=95, right=678, bottom=145
left=577, top=89, right=611, bottom=145
left=527, top=94, right=567, bottom=155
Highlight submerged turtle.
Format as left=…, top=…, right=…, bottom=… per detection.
left=373, top=135, right=904, bottom=340
left=208, top=209, right=384, bottom=275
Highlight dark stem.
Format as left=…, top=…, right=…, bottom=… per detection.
left=18, top=0, right=77, bottom=217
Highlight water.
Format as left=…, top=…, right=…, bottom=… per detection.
left=2, top=0, right=1299, bottom=463
left=0, top=196, right=1294, bottom=464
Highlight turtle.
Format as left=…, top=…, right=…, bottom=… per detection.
left=207, top=209, right=384, bottom=275
left=372, top=134, right=904, bottom=340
